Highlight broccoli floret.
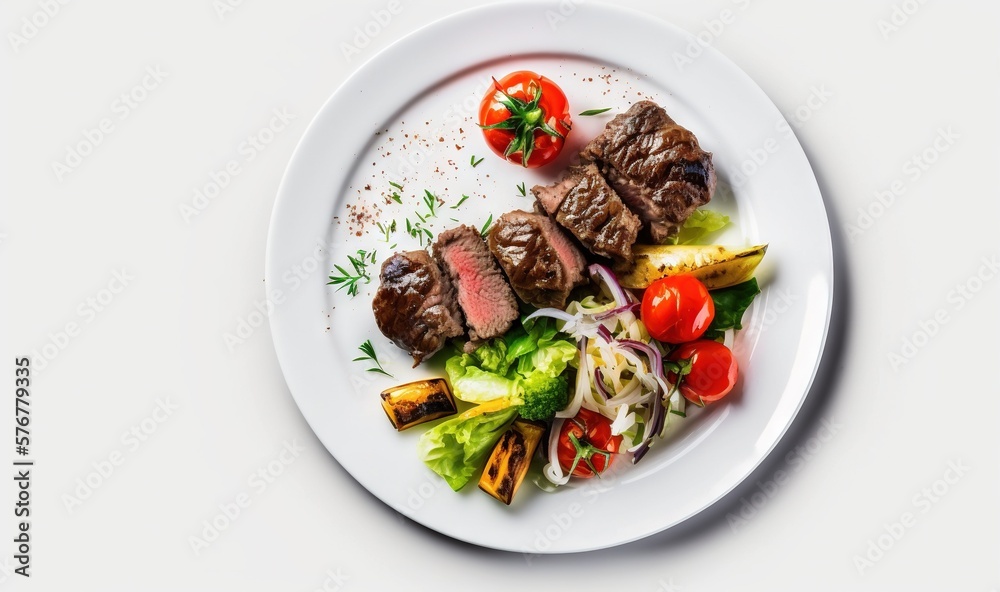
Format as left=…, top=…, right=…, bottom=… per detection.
left=516, top=373, right=570, bottom=421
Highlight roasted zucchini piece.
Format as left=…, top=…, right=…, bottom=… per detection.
left=478, top=419, right=546, bottom=505
left=380, top=378, right=457, bottom=431
left=613, top=243, right=767, bottom=290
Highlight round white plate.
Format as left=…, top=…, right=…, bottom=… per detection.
left=266, top=2, right=833, bottom=553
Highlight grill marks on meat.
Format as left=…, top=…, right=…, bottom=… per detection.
left=487, top=210, right=587, bottom=309
left=433, top=226, right=518, bottom=342
left=532, top=163, right=642, bottom=264
left=581, top=101, right=716, bottom=243
left=372, top=250, right=464, bottom=366
left=371, top=101, right=718, bottom=363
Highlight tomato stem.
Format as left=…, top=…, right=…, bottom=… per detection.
left=566, top=431, right=611, bottom=478
left=480, top=76, right=565, bottom=167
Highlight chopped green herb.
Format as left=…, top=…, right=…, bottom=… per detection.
left=423, top=190, right=438, bottom=218
left=669, top=409, right=687, bottom=418
left=377, top=220, right=397, bottom=243
left=389, top=181, right=403, bottom=190
left=353, top=339, right=392, bottom=377
left=480, top=214, right=493, bottom=239
left=579, top=108, right=612, bottom=116
left=327, top=249, right=376, bottom=297
left=390, top=192, right=403, bottom=204
left=406, top=217, right=433, bottom=246
left=470, top=155, right=485, bottom=168
left=450, top=194, right=470, bottom=209
left=516, top=182, right=526, bottom=197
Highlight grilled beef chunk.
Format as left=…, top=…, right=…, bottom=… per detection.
left=433, top=226, right=518, bottom=342
left=532, top=163, right=642, bottom=264
left=487, top=210, right=587, bottom=309
left=372, top=250, right=464, bottom=366
left=581, top=101, right=716, bottom=243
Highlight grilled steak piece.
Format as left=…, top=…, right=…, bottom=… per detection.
left=581, top=101, right=716, bottom=243
left=433, top=226, right=518, bottom=342
left=533, top=163, right=642, bottom=264
left=372, top=250, right=464, bottom=366
left=487, top=210, right=587, bottom=309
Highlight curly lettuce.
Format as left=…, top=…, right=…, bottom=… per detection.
left=445, top=317, right=576, bottom=405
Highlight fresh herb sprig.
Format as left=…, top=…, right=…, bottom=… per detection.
left=470, top=155, right=484, bottom=168
left=480, top=214, right=493, bottom=239
left=579, top=108, right=612, bottom=116
left=422, top=190, right=439, bottom=218
left=450, top=194, right=470, bottom=210
left=516, top=182, right=526, bottom=197
left=388, top=181, right=403, bottom=204
left=406, top=217, right=433, bottom=246
left=377, top=220, right=397, bottom=246
left=328, top=249, right=377, bottom=297
left=354, top=339, right=392, bottom=377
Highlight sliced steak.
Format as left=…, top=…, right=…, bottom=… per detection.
left=487, top=210, right=587, bottom=309
left=433, top=225, right=518, bottom=342
left=372, top=250, right=464, bottom=366
left=581, top=101, right=716, bottom=242
left=532, top=163, right=642, bottom=264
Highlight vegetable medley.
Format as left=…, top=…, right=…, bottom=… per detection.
left=376, top=225, right=763, bottom=505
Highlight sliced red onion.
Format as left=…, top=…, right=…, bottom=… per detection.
left=587, top=263, right=629, bottom=308
left=632, top=437, right=653, bottom=463
left=617, top=339, right=668, bottom=465
left=594, top=367, right=613, bottom=401
left=594, top=301, right=640, bottom=321
left=617, top=339, right=663, bottom=370
left=596, top=324, right=613, bottom=343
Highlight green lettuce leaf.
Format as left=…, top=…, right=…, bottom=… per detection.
left=519, top=339, right=577, bottom=377
left=416, top=405, right=518, bottom=491
left=667, top=209, right=731, bottom=245
left=469, top=339, right=510, bottom=375
left=445, top=355, right=519, bottom=404
left=448, top=317, right=576, bottom=404
left=704, top=278, right=760, bottom=340
left=428, top=317, right=577, bottom=490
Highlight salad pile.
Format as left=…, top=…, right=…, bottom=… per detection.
left=379, top=244, right=762, bottom=505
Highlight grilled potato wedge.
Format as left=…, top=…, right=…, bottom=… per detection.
left=380, top=378, right=458, bottom=431
left=479, top=419, right=546, bottom=505
left=613, top=244, right=767, bottom=290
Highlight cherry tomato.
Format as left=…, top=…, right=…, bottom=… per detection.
left=556, top=408, right=622, bottom=478
left=640, top=275, right=715, bottom=343
left=668, top=340, right=738, bottom=405
left=478, top=71, right=571, bottom=168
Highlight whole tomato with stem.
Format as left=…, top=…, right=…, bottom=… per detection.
left=667, top=339, right=739, bottom=406
left=556, top=408, right=622, bottom=478
left=640, top=275, right=715, bottom=344
left=478, top=71, right=572, bottom=168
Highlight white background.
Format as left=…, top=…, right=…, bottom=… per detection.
left=2, top=0, right=998, bottom=590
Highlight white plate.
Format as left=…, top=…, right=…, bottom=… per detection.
left=266, top=2, right=833, bottom=553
